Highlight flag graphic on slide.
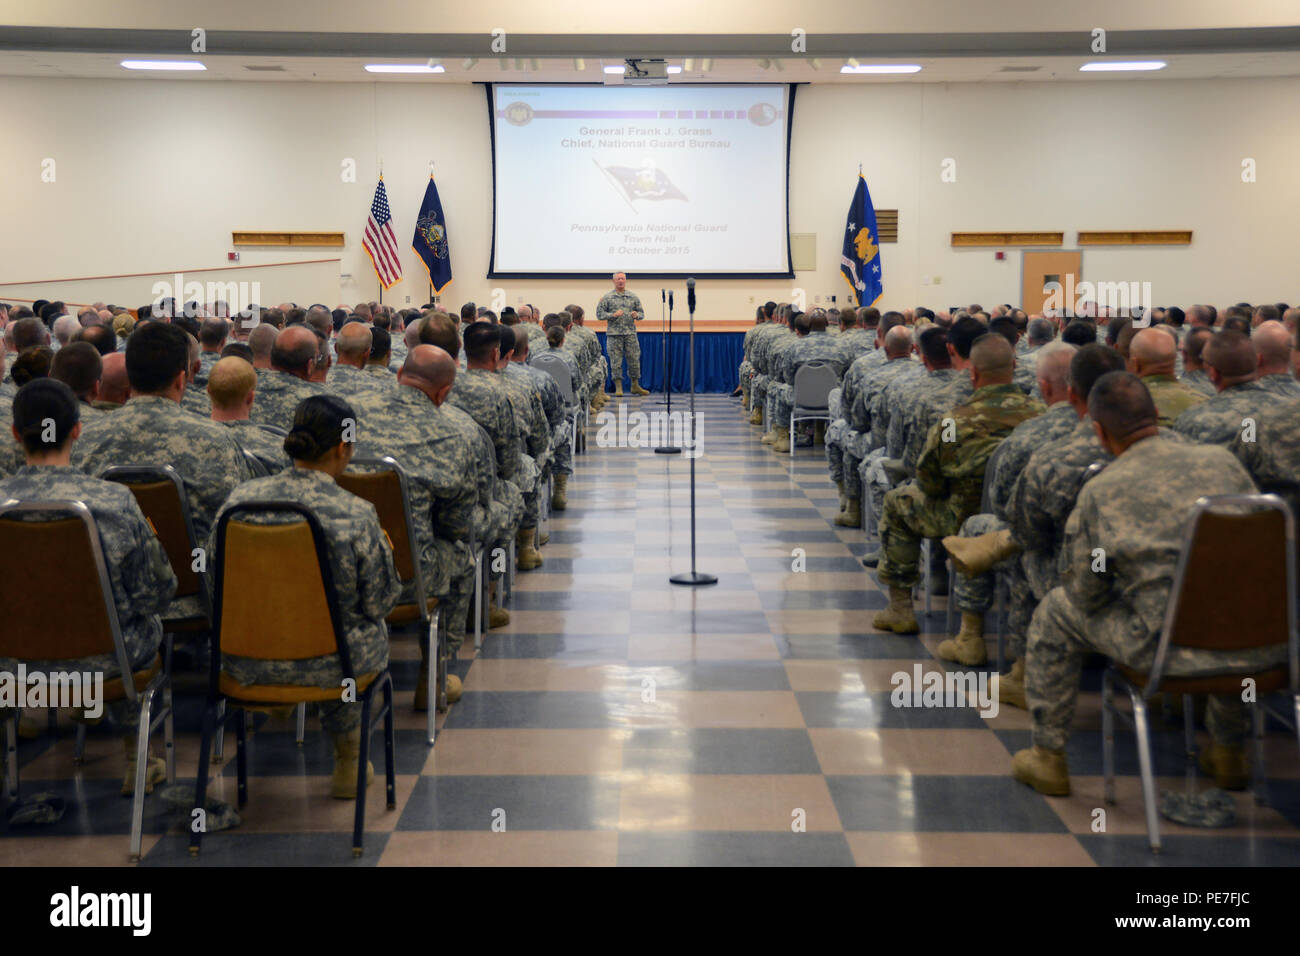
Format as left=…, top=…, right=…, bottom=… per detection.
left=362, top=178, right=402, bottom=289
left=412, top=174, right=453, bottom=294
left=840, top=173, right=883, bottom=307
left=597, top=159, right=688, bottom=205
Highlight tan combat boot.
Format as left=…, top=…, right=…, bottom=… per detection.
left=329, top=728, right=374, bottom=799
left=936, top=613, right=989, bottom=666
left=121, top=736, right=167, bottom=797
left=771, top=426, right=791, bottom=453
left=614, top=381, right=623, bottom=397
left=749, top=407, right=764, bottom=426
left=943, top=528, right=1019, bottom=576
left=489, top=581, right=510, bottom=629
left=1199, top=743, right=1249, bottom=790
left=835, top=480, right=847, bottom=512
left=551, top=473, right=568, bottom=511
left=835, top=498, right=862, bottom=528
left=630, top=382, right=650, bottom=396
left=1012, top=746, right=1070, bottom=796
left=516, top=527, right=544, bottom=570
left=872, top=585, right=920, bottom=634
left=998, top=658, right=1027, bottom=710
left=760, top=429, right=776, bottom=444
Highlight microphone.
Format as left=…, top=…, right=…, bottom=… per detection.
left=668, top=290, right=674, bottom=308
left=687, top=278, right=696, bottom=313
left=662, top=289, right=666, bottom=302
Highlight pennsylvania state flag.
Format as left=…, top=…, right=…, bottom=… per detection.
left=840, top=173, right=883, bottom=307
left=412, top=175, right=452, bottom=294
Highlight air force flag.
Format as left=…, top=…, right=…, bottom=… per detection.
left=840, top=173, right=883, bottom=308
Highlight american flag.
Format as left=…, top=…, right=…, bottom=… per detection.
left=362, top=178, right=402, bottom=289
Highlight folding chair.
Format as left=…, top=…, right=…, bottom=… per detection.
left=1101, top=494, right=1299, bottom=853
left=0, top=499, right=174, bottom=862
left=338, top=457, right=443, bottom=746
left=532, top=354, right=581, bottom=460
left=192, top=501, right=396, bottom=858
left=789, top=362, right=838, bottom=458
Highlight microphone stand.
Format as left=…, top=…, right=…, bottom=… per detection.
left=670, top=278, right=716, bottom=586
left=654, top=289, right=681, bottom=454
left=656, top=289, right=668, bottom=406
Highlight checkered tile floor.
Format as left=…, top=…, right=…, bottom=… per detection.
left=5, top=394, right=1300, bottom=866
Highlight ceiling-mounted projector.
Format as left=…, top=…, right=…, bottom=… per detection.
left=619, top=58, right=669, bottom=85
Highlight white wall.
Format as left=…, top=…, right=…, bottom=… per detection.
left=2, top=75, right=1297, bottom=320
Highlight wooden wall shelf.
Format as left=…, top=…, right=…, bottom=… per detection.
left=876, top=210, right=899, bottom=243
left=1077, top=230, right=1192, bottom=245
left=951, top=232, right=1063, bottom=247
left=232, top=231, right=345, bottom=247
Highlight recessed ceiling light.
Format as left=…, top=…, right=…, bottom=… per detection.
left=840, top=64, right=922, bottom=74
left=365, top=63, right=443, bottom=73
left=120, top=60, right=206, bottom=71
left=667, top=65, right=682, bottom=74
left=603, top=65, right=624, bottom=74
left=700, top=58, right=713, bottom=72
left=1079, top=61, right=1166, bottom=72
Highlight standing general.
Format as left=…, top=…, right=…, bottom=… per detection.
left=597, top=271, right=650, bottom=396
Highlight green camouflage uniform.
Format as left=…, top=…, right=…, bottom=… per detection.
left=1255, top=372, right=1300, bottom=400
left=447, top=368, right=521, bottom=486
left=567, top=323, right=605, bottom=399
left=221, top=419, right=291, bottom=475
left=878, top=383, right=1044, bottom=588
left=73, top=395, right=250, bottom=621
left=518, top=362, right=572, bottom=477
left=597, top=289, right=645, bottom=388
left=532, top=345, right=586, bottom=411
left=327, top=364, right=396, bottom=402
left=500, top=364, right=552, bottom=528
left=835, top=329, right=876, bottom=365
left=1173, top=381, right=1284, bottom=448
left=738, top=321, right=768, bottom=402
left=180, top=383, right=212, bottom=419
left=442, top=403, right=521, bottom=555
left=209, top=468, right=400, bottom=733
left=768, top=331, right=850, bottom=437
left=1025, top=437, right=1278, bottom=751
left=1142, top=373, right=1208, bottom=427
left=351, top=386, right=478, bottom=654
left=1179, top=368, right=1216, bottom=398
left=1229, top=395, right=1300, bottom=522
left=748, top=324, right=791, bottom=422
left=362, top=364, right=397, bottom=391
left=832, top=355, right=915, bottom=498
left=248, top=369, right=327, bottom=431
left=0, top=465, right=176, bottom=731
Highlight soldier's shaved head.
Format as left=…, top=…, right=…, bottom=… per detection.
left=336, top=321, right=373, bottom=361
left=419, top=311, right=461, bottom=358
left=883, top=325, right=913, bottom=358
left=1203, top=329, right=1256, bottom=385
left=1068, top=344, right=1126, bottom=405
left=99, top=352, right=130, bottom=405
left=398, top=344, right=457, bottom=401
left=271, top=325, right=319, bottom=377
left=1252, top=320, right=1292, bottom=375
left=248, top=323, right=277, bottom=368
left=207, top=355, right=257, bottom=411
left=1035, top=343, right=1076, bottom=400
left=1089, top=371, right=1159, bottom=447
left=1128, top=327, right=1177, bottom=376
left=969, top=333, right=1015, bottom=380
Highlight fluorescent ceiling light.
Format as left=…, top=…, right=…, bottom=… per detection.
left=840, top=63, right=922, bottom=74
left=574, top=58, right=586, bottom=70
left=120, top=60, right=206, bottom=71
left=1079, top=60, right=1166, bottom=72
left=365, top=63, right=443, bottom=73
left=667, top=65, right=682, bottom=74
left=603, top=65, right=624, bottom=74
left=700, top=58, right=713, bottom=72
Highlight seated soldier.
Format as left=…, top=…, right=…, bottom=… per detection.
left=207, top=355, right=291, bottom=474
left=50, top=342, right=108, bottom=426
left=873, top=335, right=1045, bottom=633
left=327, top=321, right=388, bottom=399
left=1174, top=329, right=1284, bottom=447
left=210, top=395, right=400, bottom=799
left=1, top=379, right=177, bottom=794
left=249, top=325, right=327, bottom=429
left=1014, top=371, right=1278, bottom=795
left=1127, top=327, right=1207, bottom=425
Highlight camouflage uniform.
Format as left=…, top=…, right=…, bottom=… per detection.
left=72, top=395, right=250, bottom=620
left=763, top=332, right=803, bottom=429
left=1255, top=372, right=1300, bottom=400
left=209, top=468, right=400, bottom=733
left=738, top=322, right=767, bottom=403
left=194, top=351, right=221, bottom=388
left=900, top=372, right=975, bottom=475
left=952, top=401, right=1075, bottom=616
left=1142, top=373, right=1208, bottom=427
left=567, top=323, right=605, bottom=399
left=327, top=364, right=394, bottom=402
left=836, top=329, right=876, bottom=365
left=749, top=324, right=791, bottom=424
left=518, top=362, right=572, bottom=477
left=768, top=331, right=850, bottom=437
left=351, top=386, right=478, bottom=655
left=221, top=419, right=291, bottom=475
left=1229, top=396, right=1300, bottom=521
left=248, top=369, right=327, bottom=431
left=836, top=355, right=916, bottom=499
left=524, top=324, right=549, bottom=359
left=0, top=465, right=176, bottom=731
left=1025, top=437, right=1278, bottom=751
left=442, top=403, right=521, bottom=556
left=1173, top=381, right=1283, bottom=448
left=877, top=384, right=1044, bottom=588
left=500, top=364, right=552, bottom=528
left=446, top=368, right=521, bottom=486
left=532, top=344, right=587, bottom=410
left=597, top=290, right=645, bottom=387
left=859, top=364, right=927, bottom=529
left=180, top=384, right=212, bottom=419
left=1179, top=368, right=1216, bottom=398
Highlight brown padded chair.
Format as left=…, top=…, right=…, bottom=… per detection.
left=0, top=499, right=174, bottom=862
left=190, top=500, right=395, bottom=859
left=99, top=465, right=211, bottom=633
left=338, top=457, right=442, bottom=745
left=1102, top=494, right=1300, bottom=853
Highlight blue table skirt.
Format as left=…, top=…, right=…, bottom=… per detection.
left=597, top=331, right=742, bottom=393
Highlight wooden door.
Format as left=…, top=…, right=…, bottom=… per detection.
left=1022, top=251, right=1082, bottom=315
